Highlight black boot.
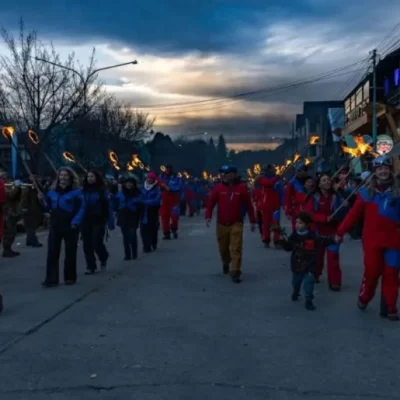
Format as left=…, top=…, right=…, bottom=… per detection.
left=305, top=300, right=316, bottom=310
left=291, top=291, right=299, bottom=301
left=163, top=231, right=171, bottom=240
left=172, top=230, right=178, bottom=239
left=84, top=266, right=97, bottom=275
left=2, top=249, right=20, bottom=258
left=222, top=264, right=229, bottom=275
left=26, top=242, right=43, bottom=247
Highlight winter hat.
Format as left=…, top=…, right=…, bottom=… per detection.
left=147, top=172, right=157, bottom=181
left=296, top=212, right=312, bottom=225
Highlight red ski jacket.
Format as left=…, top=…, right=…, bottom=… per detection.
left=337, top=187, right=400, bottom=248
left=205, top=181, right=256, bottom=225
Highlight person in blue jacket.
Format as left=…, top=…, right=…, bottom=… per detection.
left=81, top=170, right=115, bottom=274
left=140, top=172, right=161, bottom=253
left=112, top=176, right=142, bottom=260
left=39, top=167, right=85, bottom=288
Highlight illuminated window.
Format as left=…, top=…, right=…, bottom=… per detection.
left=350, top=95, right=355, bottom=109
left=345, top=99, right=350, bottom=114
left=356, top=88, right=362, bottom=105
left=395, top=68, right=400, bottom=86
left=363, top=81, right=370, bottom=101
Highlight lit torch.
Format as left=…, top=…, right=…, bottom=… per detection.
left=62, top=151, right=88, bottom=173
left=108, top=150, right=121, bottom=171
left=202, top=171, right=208, bottom=180
left=332, top=136, right=377, bottom=179
left=160, top=165, right=166, bottom=173
left=309, top=136, right=320, bottom=145
left=2, top=126, right=34, bottom=179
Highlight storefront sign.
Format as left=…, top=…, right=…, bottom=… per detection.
left=376, top=134, right=394, bottom=155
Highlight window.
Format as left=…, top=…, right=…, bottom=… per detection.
left=345, top=99, right=350, bottom=114
left=384, top=77, right=390, bottom=96
left=363, top=81, right=370, bottom=101
left=395, top=68, right=400, bottom=86
left=356, top=88, right=362, bottom=105
left=350, top=95, right=355, bottom=110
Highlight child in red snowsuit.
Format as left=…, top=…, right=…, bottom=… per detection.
left=336, top=156, right=400, bottom=321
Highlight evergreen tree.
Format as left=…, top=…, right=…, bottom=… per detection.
left=216, top=135, right=228, bottom=165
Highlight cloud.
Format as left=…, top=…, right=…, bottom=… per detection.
left=1, top=1, right=400, bottom=149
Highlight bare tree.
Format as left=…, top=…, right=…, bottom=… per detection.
left=0, top=20, right=104, bottom=141
left=96, top=96, right=155, bottom=142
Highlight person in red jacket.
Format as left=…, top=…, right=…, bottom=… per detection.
left=303, top=173, right=348, bottom=290
left=256, top=164, right=284, bottom=248
left=284, top=161, right=309, bottom=232
left=0, top=173, right=5, bottom=313
left=205, top=165, right=256, bottom=283
left=335, top=156, right=400, bottom=321
left=158, top=165, right=183, bottom=239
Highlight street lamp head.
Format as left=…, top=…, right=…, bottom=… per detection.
left=131, top=60, right=138, bottom=65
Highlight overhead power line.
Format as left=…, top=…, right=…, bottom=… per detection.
left=133, top=59, right=368, bottom=112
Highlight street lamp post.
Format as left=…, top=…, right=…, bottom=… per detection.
left=34, top=57, right=138, bottom=111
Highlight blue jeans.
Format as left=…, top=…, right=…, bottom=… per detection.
left=120, top=227, right=138, bottom=259
left=292, top=271, right=315, bottom=300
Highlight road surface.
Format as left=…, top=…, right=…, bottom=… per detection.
left=0, top=217, right=398, bottom=399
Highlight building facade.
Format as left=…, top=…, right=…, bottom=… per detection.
left=342, top=47, right=400, bottom=170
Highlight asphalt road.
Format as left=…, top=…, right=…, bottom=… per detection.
left=0, top=217, right=399, bottom=399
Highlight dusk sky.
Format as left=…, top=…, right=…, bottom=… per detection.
left=1, top=2, right=400, bottom=150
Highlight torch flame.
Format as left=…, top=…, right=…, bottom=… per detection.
left=304, top=157, right=311, bottom=166
left=202, top=171, right=208, bottom=180
left=285, top=159, right=292, bottom=167
left=63, top=152, right=75, bottom=162
left=184, top=171, right=190, bottom=179
left=177, top=172, right=182, bottom=178
left=253, top=163, right=261, bottom=174
left=293, top=153, right=301, bottom=162
left=341, top=136, right=375, bottom=158
left=160, top=165, right=166, bottom=172
left=127, top=163, right=134, bottom=171
left=28, top=129, right=40, bottom=144
left=309, top=136, right=320, bottom=145
left=1, top=126, right=15, bottom=139
left=108, top=151, right=119, bottom=164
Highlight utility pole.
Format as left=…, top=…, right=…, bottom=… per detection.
left=291, top=122, right=295, bottom=153
left=371, top=49, right=378, bottom=151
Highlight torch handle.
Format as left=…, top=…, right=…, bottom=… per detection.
left=42, top=152, right=58, bottom=173
left=330, top=174, right=374, bottom=218
left=331, top=160, right=351, bottom=179
left=10, top=141, right=43, bottom=195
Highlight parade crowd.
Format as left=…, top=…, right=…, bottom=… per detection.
left=0, top=156, right=398, bottom=322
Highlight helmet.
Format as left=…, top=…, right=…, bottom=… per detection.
left=219, top=165, right=238, bottom=174
left=294, top=161, right=307, bottom=171
left=372, top=155, right=392, bottom=170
